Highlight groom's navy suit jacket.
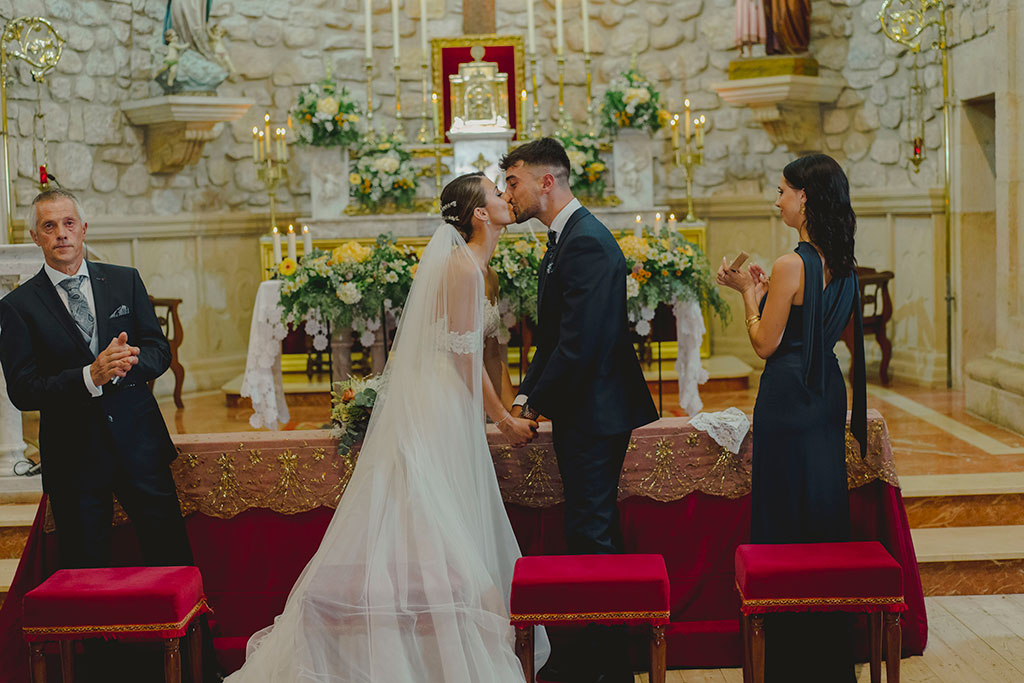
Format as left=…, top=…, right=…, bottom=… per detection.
left=0, top=262, right=176, bottom=494
left=520, top=206, right=658, bottom=435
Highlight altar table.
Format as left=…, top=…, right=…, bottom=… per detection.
left=0, top=411, right=925, bottom=679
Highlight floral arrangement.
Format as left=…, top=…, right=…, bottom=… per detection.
left=290, top=77, right=362, bottom=148
left=277, top=234, right=419, bottom=347
left=330, top=374, right=385, bottom=456
left=557, top=134, right=608, bottom=199
left=489, top=235, right=547, bottom=337
left=600, top=67, right=672, bottom=136
left=349, top=137, right=418, bottom=211
left=619, top=228, right=730, bottom=336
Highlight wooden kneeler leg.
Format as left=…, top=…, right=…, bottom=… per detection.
left=885, top=613, right=902, bottom=683
left=749, top=615, right=765, bottom=683
left=869, top=612, right=882, bottom=683
left=29, top=642, right=47, bottom=683
left=165, top=638, right=182, bottom=683
left=741, top=615, right=752, bottom=683
left=649, top=625, right=666, bottom=683
left=188, top=620, right=203, bottom=683
left=515, top=625, right=534, bottom=683
left=59, top=640, right=75, bottom=683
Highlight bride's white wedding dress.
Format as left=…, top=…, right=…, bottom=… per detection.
left=226, top=224, right=548, bottom=682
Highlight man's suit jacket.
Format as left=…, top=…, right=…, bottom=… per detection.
left=519, top=206, right=658, bottom=435
left=0, top=262, right=175, bottom=493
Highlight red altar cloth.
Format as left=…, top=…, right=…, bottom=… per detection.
left=0, top=413, right=925, bottom=678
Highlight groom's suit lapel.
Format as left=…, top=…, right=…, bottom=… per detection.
left=538, top=206, right=589, bottom=313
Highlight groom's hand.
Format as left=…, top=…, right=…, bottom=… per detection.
left=520, top=404, right=539, bottom=421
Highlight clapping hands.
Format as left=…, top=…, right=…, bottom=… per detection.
left=89, top=332, right=140, bottom=387
left=716, top=257, right=768, bottom=298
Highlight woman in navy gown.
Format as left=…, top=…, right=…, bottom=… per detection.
left=717, top=153, right=866, bottom=682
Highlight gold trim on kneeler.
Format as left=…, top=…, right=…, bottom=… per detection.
left=510, top=609, right=670, bottom=624
left=23, top=598, right=210, bottom=637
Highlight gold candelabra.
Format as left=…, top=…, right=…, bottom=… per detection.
left=527, top=53, right=542, bottom=139
left=877, top=0, right=952, bottom=387
left=416, top=60, right=431, bottom=143
left=555, top=54, right=572, bottom=137
left=364, top=58, right=378, bottom=144
left=392, top=59, right=406, bottom=141
left=251, top=113, right=289, bottom=231
left=583, top=52, right=596, bottom=136
left=671, top=104, right=706, bottom=223
left=1, top=16, right=64, bottom=243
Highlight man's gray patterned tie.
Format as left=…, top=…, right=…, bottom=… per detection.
left=57, top=275, right=94, bottom=343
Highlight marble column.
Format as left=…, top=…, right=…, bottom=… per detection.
left=0, top=245, right=44, bottom=477
left=965, top=0, right=1024, bottom=434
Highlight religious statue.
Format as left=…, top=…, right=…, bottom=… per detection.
left=735, top=0, right=766, bottom=57
left=765, top=0, right=811, bottom=55
left=165, top=0, right=215, bottom=60
left=153, top=29, right=189, bottom=87
left=207, top=24, right=236, bottom=76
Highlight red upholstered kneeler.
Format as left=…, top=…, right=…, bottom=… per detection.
left=22, top=566, right=211, bottom=683
left=735, top=542, right=906, bottom=683
left=510, top=554, right=671, bottom=683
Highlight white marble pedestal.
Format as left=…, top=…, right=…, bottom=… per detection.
left=612, top=129, right=655, bottom=210
left=0, top=245, right=44, bottom=477
left=303, top=146, right=350, bottom=218
left=448, top=128, right=516, bottom=180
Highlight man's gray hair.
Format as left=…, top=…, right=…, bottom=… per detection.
left=26, top=188, right=87, bottom=232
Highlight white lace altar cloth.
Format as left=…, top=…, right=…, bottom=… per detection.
left=687, top=407, right=751, bottom=454
left=674, top=299, right=709, bottom=416
left=240, top=280, right=290, bottom=429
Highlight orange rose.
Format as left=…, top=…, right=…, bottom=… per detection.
left=340, top=388, right=356, bottom=403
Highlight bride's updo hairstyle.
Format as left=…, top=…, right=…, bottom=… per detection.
left=440, top=172, right=486, bottom=242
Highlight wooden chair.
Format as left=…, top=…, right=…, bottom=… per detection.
left=841, top=267, right=894, bottom=385
left=148, top=296, right=186, bottom=408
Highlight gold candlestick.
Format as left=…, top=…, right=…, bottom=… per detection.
left=555, top=54, right=572, bottom=137
left=583, top=52, right=596, bottom=136
left=255, top=118, right=289, bottom=231
left=416, top=60, right=431, bottom=143
left=672, top=115, right=704, bottom=223
left=528, top=53, right=542, bottom=139
left=364, top=57, right=378, bottom=143
left=392, top=59, right=406, bottom=141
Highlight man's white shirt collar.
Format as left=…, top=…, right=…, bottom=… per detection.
left=44, top=259, right=89, bottom=288
left=548, top=197, right=582, bottom=244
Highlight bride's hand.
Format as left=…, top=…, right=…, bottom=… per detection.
left=716, top=256, right=755, bottom=293
left=498, top=415, right=538, bottom=447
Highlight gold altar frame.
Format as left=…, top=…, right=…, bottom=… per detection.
left=431, top=34, right=526, bottom=141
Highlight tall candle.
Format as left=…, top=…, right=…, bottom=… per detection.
left=303, top=225, right=312, bottom=255
left=252, top=126, right=259, bottom=161
left=431, top=91, right=440, bottom=139
left=555, top=0, right=564, bottom=56
left=391, top=0, right=401, bottom=62
left=684, top=99, right=691, bottom=142
left=419, top=0, right=428, bottom=59
left=581, top=0, right=590, bottom=53
left=287, top=224, right=297, bottom=262
left=258, top=130, right=265, bottom=161
left=668, top=213, right=677, bottom=231
left=654, top=212, right=663, bottom=234
left=697, top=114, right=706, bottom=148
left=264, top=112, right=271, bottom=144
left=272, top=226, right=282, bottom=264
left=281, top=128, right=288, bottom=161
left=363, top=0, right=373, bottom=59
left=671, top=115, right=679, bottom=149
left=634, top=214, right=642, bottom=237
left=526, top=0, right=536, bottom=55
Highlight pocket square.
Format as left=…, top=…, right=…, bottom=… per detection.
left=109, top=304, right=130, bottom=318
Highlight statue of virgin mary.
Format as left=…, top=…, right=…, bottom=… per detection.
left=164, top=0, right=215, bottom=60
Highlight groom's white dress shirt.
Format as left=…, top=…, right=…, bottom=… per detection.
left=44, top=260, right=104, bottom=397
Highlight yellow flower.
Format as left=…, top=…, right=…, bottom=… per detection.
left=410, top=263, right=419, bottom=278
left=348, top=114, right=360, bottom=123
left=278, top=257, right=298, bottom=277
left=660, top=238, right=671, bottom=249
left=349, top=173, right=361, bottom=184
left=587, top=162, right=605, bottom=173
left=378, top=142, right=391, bottom=150
left=618, top=235, right=650, bottom=262
left=332, top=241, right=372, bottom=264
left=512, top=240, right=532, bottom=254
left=658, top=109, right=672, bottom=127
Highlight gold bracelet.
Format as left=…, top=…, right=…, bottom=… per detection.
left=745, top=314, right=760, bottom=330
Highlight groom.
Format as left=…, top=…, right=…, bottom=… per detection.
left=501, top=138, right=658, bottom=682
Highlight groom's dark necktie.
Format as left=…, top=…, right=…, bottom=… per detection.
left=547, top=230, right=557, bottom=249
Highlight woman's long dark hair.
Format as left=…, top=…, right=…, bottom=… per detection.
left=439, top=172, right=486, bottom=243
left=783, top=154, right=857, bottom=278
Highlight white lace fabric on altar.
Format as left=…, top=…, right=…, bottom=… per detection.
left=226, top=224, right=548, bottom=682
left=688, top=406, right=751, bottom=454
left=674, top=299, right=709, bottom=416
left=239, top=280, right=289, bottom=429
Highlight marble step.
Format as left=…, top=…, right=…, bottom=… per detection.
left=0, top=557, right=18, bottom=607
left=901, top=473, right=1024, bottom=528
left=912, top=525, right=1024, bottom=596
left=0, top=503, right=37, bottom=563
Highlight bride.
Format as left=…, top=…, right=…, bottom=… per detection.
left=226, top=172, right=549, bottom=682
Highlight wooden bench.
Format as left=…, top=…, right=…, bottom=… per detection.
left=841, top=267, right=894, bottom=385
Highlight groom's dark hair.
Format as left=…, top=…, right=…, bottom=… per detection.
left=499, top=137, right=570, bottom=185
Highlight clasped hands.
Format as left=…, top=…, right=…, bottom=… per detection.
left=716, top=257, right=769, bottom=300
left=89, top=331, right=140, bottom=387
left=497, top=404, right=539, bottom=448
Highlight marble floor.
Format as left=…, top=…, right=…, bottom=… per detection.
left=18, top=377, right=1024, bottom=480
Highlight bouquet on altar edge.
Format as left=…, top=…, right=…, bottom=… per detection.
left=619, top=228, right=730, bottom=337
left=557, top=134, right=608, bottom=200
left=276, top=234, right=419, bottom=347
left=489, top=235, right=547, bottom=337
left=600, top=67, right=671, bottom=136
left=331, top=374, right=385, bottom=456
left=349, top=137, right=418, bottom=211
left=290, top=75, right=362, bottom=148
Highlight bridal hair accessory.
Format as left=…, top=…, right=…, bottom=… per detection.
left=441, top=199, right=458, bottom=222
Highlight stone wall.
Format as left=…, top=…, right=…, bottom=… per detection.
left=2, top=0, right=998, bottom=392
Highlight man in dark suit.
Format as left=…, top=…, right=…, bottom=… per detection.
left=501, top=139, right=659, bottom=682
left=0, top=188, right=194, bottom=571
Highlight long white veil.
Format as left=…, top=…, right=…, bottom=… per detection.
left=227, top=223, right=547, bottom=682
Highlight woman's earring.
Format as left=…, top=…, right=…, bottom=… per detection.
left=799, top=204, right=805, bottom=215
